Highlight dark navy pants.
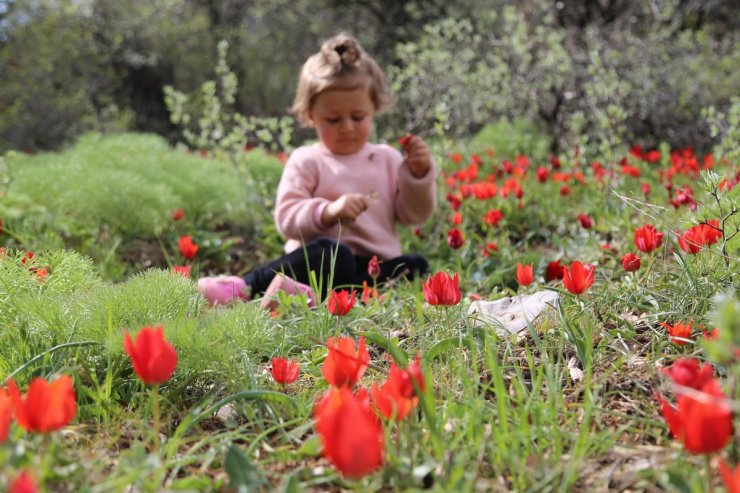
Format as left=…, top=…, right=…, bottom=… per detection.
left=244, top=237, right=428, bottom=299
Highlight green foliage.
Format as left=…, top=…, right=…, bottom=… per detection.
left=0, top=252, right=280, bottom=397
left=0, top=133, right=251, bottom=276
left=472, top=118, right=552, bottom=161
left=164, top=40, right=294, bottom=155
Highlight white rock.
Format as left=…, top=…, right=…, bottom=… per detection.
left=467, top=290, right=560, bottom=336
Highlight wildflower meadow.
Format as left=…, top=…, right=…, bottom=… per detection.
left=1, top=1, right=739, bottom=492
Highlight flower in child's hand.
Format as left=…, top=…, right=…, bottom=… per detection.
left=447, top=228, right=464, bottom=249
left=399, top=133, right=413, bottom=152
left=178, top=235, right=198, bottom=259
left=271, top=357, right=300, bottom=385
left=8, top=376, right=76, bottom=433
left=322, top=336, right=369, bottom=387
left=516, top=262, right=534, bottom=287
left=327, top=289, right=357, bottom=316
left=9, top=471, right=38, bottom=493
left=422, top=272, right=461, bottom=306
left=124, top=325, right=178, bottom=385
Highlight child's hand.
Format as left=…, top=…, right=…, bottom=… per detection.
left=321, top=193, right=371, bottom=227
left=400, top=134, right=433, bottom=178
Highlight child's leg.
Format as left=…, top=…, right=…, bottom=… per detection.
left=353, top=253, right=429, bottom=285
left=245, top=237, right=356, bottom=299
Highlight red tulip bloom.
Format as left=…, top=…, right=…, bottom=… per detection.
left=578, top=214, right=593, bottom=229
left=644, top=149, right=660, bottom=163
left=450, top=212, right=462, bottom=226
left=536, top=166, right=549, bottom=182
left=399, top=133, right=413, bottom=152
left=660, top=321, right=693, bottom=346
left=178, top=235, right=198, bottom=259
left=271, top=357, right=300, bottom=385
left=483, top=209, right=504, bottom=226
left=8, top=471, right=38, bottom=493
left=422, top=272, right=461, bottom=306
left=447, top=228, right=464, bottom=249
left=634, top=224, right=664, bottom=253
left=559, top=185, right=570, bottom=196
left=545, top=260, right=565, bottom=282
left=372, top=354, right=426, bottom=420
left=322, top=336, right=369, bottom=388
left=641, top=183, right=651, bottom=197
left=516, top=262, right=534, bottom=287
left=659, top=378, right=732, bottom=454
left=314, top=387, right=384, bottom=478
left=662, top=358, right=713, bottom=390
left=8, top=376, right=76, bottom=433
left=621, top=253, right=641, bottom=271
left=361, top=280, right=381, bottom=304
left=172, top=265, right=191, bottom=278
left=0, top=387, right=11, bottom=443
left=562, top=261, right=595, bottom=295
left=719, top=459, right=740, bottom=493
left=171, top=208, right=185, bottom=221
left=327, top=289, right=357, bottom=316
left=124, top=325, right=178, bottom=385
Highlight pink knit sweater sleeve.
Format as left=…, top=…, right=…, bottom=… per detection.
left=274, top=147, right=331, bottom=241
left=393, top=149, right=438, bottom=225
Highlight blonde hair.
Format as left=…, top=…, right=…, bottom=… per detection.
left=290, top=33, right=392, bottom=125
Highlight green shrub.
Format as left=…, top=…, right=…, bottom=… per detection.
left=0, top=133, right=253, bottom=276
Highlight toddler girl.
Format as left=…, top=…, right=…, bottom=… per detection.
left=199, top=32, right=437, bottom=306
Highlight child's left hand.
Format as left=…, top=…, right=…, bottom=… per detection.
left=400, top=134, right=433, bottom=179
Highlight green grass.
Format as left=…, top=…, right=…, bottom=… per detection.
left=0, top=134, right=738, bottom=492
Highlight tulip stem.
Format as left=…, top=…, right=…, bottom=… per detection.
left=152, top=384, right=161, bottom=454
left=706, top=454, right=714, bottom=493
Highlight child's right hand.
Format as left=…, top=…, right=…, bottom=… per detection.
left=321, top=193, right=371, bottom=227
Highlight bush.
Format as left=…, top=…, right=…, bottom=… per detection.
left=0, top=133, right=252, bottom=276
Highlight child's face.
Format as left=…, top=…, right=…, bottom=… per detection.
left=307, top=87, right=375, bottom=155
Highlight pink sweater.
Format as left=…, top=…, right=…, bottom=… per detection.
left=274, top=142, right=437, bottom=259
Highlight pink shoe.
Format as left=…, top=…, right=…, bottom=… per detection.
left=259, top=274, right=316, bottom=311
left=198, top=275, right=250, bottom=306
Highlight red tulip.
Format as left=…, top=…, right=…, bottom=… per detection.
left=660, top=321, right=692, bottom=346
left=367, top=255, right=381, bottom=279
left=578, top=214, right=593, bottom=229
left=562, top=261, right=595, bottom=295
left=314, top=387, right=383, bottom=478
left=0, top=387, right=11, bottom=443
left=372, top=355, right=425, bottom=421
left=634, top=224, right=663, bottom=253
left=322, top=336, right=369, bottom=388
left=422, top=272, right=461, bottom=306
left=447, top=228, right=464, bottom=249
left=559, top=185, right=570, bottom=196
left=361, top=281, right=381, bottom=304
left=719, top=459, right=740, bottom=493
left=171, top=208, right=185, bottom=221
left=536, top=166, right=549, bottom=182
left=644, top=149, right=660, bottom=163
left=662, top=358, right=713, bottom=390
left=8, top=376, right=76, bottom=433
left=621, top=253, right=641, bottom=271
left=172, top=265, right=191, bottom=278
left=659, top=378, right=732, bottom=454
left=271, top=357, right=300, bottom=385
left=327, top=289, right=357, bottom=316
left=178, top=235, right=198, bottom=260
left=516, top=262, right=534, bottom=287
left=8, top=471, right=38, bottom=493
left=545, top=260, right=565, bottom=282
left=676, top=220, right=723, bottom=254
left=124, top=325, right=178, bottom=385
left=483, top=209, right=504, bottom=226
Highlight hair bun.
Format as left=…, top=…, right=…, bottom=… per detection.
left=321, top=33, right=361, bottom=71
